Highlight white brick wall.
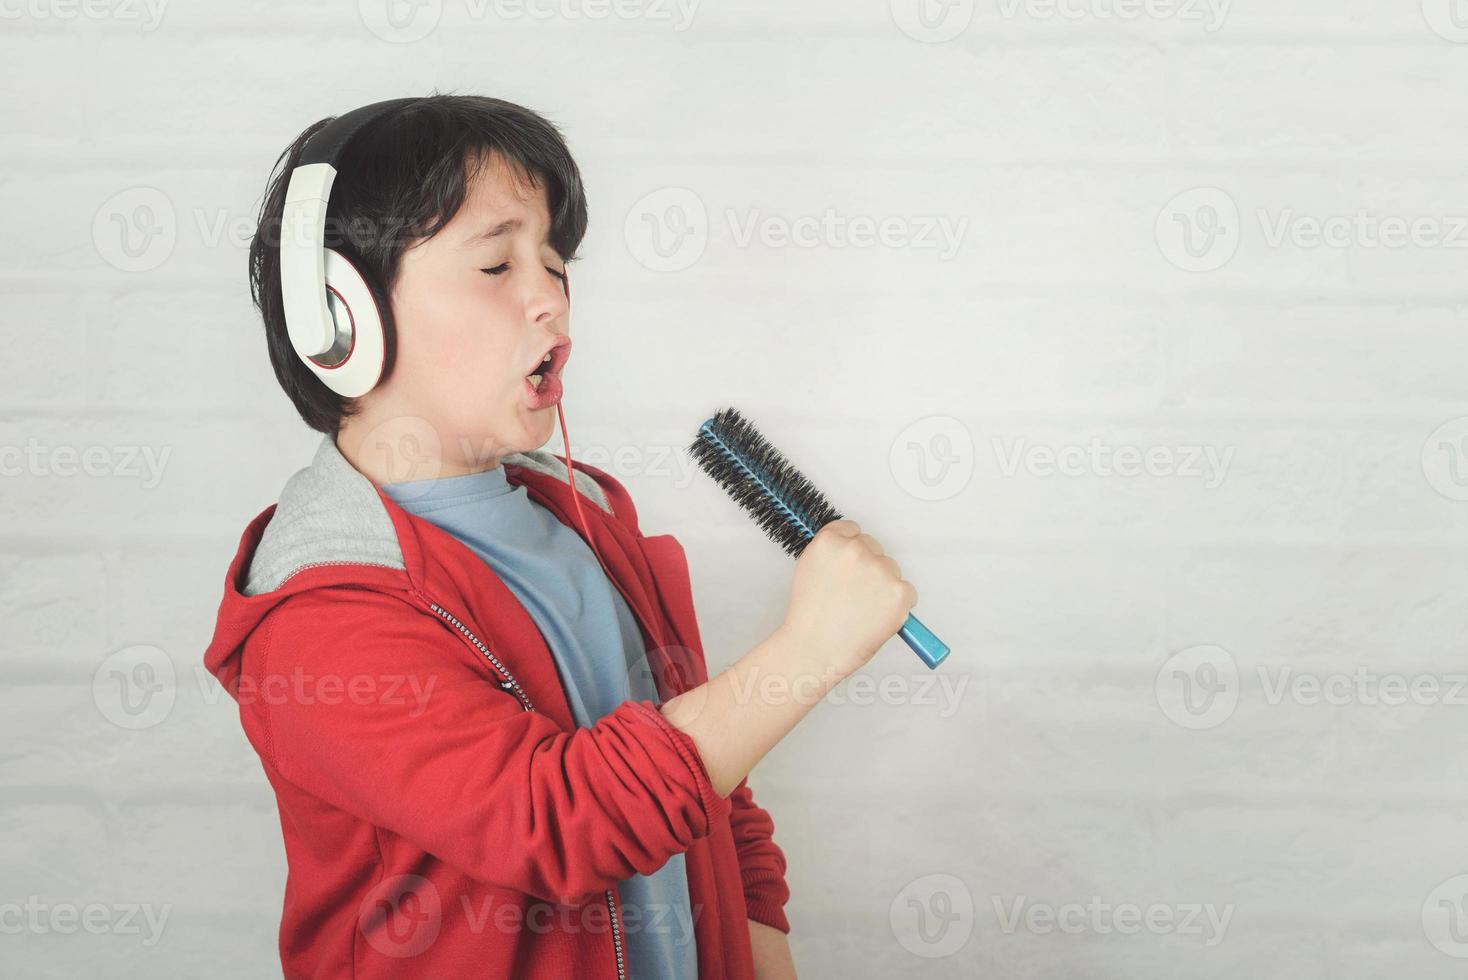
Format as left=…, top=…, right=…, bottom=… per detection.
left=5, top=0, right=1468, bottom=976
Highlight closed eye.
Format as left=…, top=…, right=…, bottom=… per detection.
left=481, top=262, right=568, bottom=282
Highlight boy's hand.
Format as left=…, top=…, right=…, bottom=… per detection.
left=778, top=519, right=918, bottom=679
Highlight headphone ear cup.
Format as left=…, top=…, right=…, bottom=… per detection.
left=357, top=255, right=397, bottom=382
left=301, top=248, right=388, bottom=398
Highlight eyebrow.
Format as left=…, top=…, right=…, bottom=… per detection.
left=461, top=217, right=522, bottom=248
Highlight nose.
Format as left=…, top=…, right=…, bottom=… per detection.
left=530, top=264, right=570, bottom=325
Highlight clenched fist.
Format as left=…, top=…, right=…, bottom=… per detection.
left=776, top=519, right=918, bottom=680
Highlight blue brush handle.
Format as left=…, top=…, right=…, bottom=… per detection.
left=900, top=613, right=949, bottom=669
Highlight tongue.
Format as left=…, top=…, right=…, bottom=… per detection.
left=528, top=371, right=562, bottom=406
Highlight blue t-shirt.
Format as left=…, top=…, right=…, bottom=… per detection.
left=380, top=464, right=698, bottom=979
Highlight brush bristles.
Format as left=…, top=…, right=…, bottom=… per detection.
left=686, top=407, right=843, bottom=559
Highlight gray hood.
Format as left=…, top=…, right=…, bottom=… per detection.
left=243, top=433, right=609, bottom=597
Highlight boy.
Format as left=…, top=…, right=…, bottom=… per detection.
left=204, top=93, right=917, bottom=979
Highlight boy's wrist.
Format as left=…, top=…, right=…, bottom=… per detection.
left=766, top=624, right=853, bottom=697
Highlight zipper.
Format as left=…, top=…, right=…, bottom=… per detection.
left=426, top=600, right=628, bottom=980
left=428, top=601, right=535, bottom=712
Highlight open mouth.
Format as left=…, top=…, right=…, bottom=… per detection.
left=524, top=339, right=570, bottom=407
left=526, top=340, right=570, bottom=391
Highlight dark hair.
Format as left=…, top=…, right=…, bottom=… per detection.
left=247, top=91, right=589, bottom=434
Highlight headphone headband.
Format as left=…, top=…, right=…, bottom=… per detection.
left=298, top=97, right=420, bottom=169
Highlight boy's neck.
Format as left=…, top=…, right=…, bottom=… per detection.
left=334, top=419, right=506, bottom=487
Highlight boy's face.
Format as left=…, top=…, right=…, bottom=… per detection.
left=346, top=151, right=571, bottom=480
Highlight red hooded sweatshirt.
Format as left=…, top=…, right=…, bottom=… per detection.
left=202, top=434, right=791, bottom=979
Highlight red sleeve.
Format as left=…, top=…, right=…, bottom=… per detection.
left=242, top=588, right=732, bottom=907
left=570, top=457, right=794, bottom=932
left=727, top=776, right=793, bottom=934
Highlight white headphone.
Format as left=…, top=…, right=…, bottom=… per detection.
left=278, top=98, right=420, bottom=397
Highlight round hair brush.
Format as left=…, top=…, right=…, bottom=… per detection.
left=687, top=407, right=950, bottom=669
